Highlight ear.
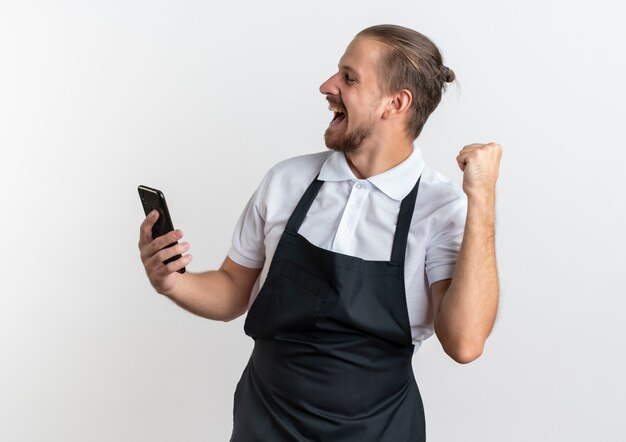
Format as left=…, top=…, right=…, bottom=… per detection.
left=383, top=89, right=412, bottom=120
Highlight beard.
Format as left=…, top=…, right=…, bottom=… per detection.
left=323, top=116, right=376, bottom=153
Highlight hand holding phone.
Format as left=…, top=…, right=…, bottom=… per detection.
left=138, top=185, right=192, bottom=294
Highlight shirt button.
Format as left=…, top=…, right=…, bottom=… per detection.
left=356, top=183, right=362, bottom=189
left=342, top=227, right=350, bottom=234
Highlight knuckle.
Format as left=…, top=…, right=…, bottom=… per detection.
left=155, top=249, right=168, bottom=262
left=152, top=239, right=166, bottom=255
left=143, top=249, right=156, bottom=263
left=143, top=255, right=157, bottom=270
left=165, top=260, right=180, bottom=273
left=141, top=228, right=152, bottom=242
left=148, top=240, right=158, bottom=256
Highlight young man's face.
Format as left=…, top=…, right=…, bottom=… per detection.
left=319, top=37, right=388, bottom=153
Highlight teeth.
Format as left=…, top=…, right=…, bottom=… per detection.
left=328, top=104, right=345, bottom=114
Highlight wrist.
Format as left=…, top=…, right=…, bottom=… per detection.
left=465, top=189, right=496, bottom=206
left=465, top=192, right=496, bottom=225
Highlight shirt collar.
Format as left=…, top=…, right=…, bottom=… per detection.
left=318, top=143, right=425, bottom=201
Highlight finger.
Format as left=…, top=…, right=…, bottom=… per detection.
left=163, top=254, right=193, bottom=274
left=140, top=228, right=184, bottom=262
left=456, top=156, right=465, bottom=171
left=154, top=241, right=190, bottom=264
left=456, top=150, right=473, bottom=171
left=150, top=229, right=184, bottom=256
left=138, top=210, right=160, bottom=247
left=144, top=238, right=188, bottom=268
left=151, top=253, right=193, bottom=278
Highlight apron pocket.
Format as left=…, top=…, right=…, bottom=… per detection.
left=279, top=259, right=330, bottom=300
left=248, top=259, right=331, bottom=338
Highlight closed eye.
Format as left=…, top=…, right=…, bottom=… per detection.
left=344, top=74, right=356, bottom=84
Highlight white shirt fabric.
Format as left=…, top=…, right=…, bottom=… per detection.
left=227, top=143, right=467, bottom=352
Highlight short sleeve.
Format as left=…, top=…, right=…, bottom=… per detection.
left=227, top=169, right=272, bottom=269
left=425, top=192, right=467, bottom=286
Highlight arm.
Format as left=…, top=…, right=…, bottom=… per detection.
left=138, top=210, right=262, bottom=322
left=165, top=256, right=262, bottom=322
left=430, top=142, right=502, bottom=364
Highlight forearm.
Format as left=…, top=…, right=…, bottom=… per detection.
left=164, top=270, right=249, bottom=322
left=436, top=194, right=499, bottom=359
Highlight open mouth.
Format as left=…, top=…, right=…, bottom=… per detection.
left=330, top=111, right=346, bottom=126
left=328, top=103, right=347, bottom=126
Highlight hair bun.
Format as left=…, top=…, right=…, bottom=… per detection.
left=442, top=65, right=455, bottom=83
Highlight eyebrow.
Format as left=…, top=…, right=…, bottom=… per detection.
left=339, top=64, right=360, bottom=77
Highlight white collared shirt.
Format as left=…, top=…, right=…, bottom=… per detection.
left=228, top=144, right=467, bottom=352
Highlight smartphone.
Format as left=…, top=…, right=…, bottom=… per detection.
left=137, top=185, right=186, bottom=274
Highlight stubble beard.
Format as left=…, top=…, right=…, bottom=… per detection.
left=324, top=118, right=376, bottom=154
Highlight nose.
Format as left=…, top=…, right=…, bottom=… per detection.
left=319, top=72, right=340, bottom=96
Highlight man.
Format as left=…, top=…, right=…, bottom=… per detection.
left=139, top=24, right=501, bottom=441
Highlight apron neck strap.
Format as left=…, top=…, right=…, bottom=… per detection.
left=285, top=173, right=323, bottom=234
left=390, top=175, right=422, bottom=266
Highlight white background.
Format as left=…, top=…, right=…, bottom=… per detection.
left=1, top=1, right=625, bottom=441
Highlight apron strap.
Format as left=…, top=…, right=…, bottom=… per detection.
left=285, top=173, right=323, bottom=234
left=390, top=175, right=422, bottom=266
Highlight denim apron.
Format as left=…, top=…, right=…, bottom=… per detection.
left=230, top=172, right=425, bottom=441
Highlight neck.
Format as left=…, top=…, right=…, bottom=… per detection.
left=344, top=137, right=413, bottom=179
